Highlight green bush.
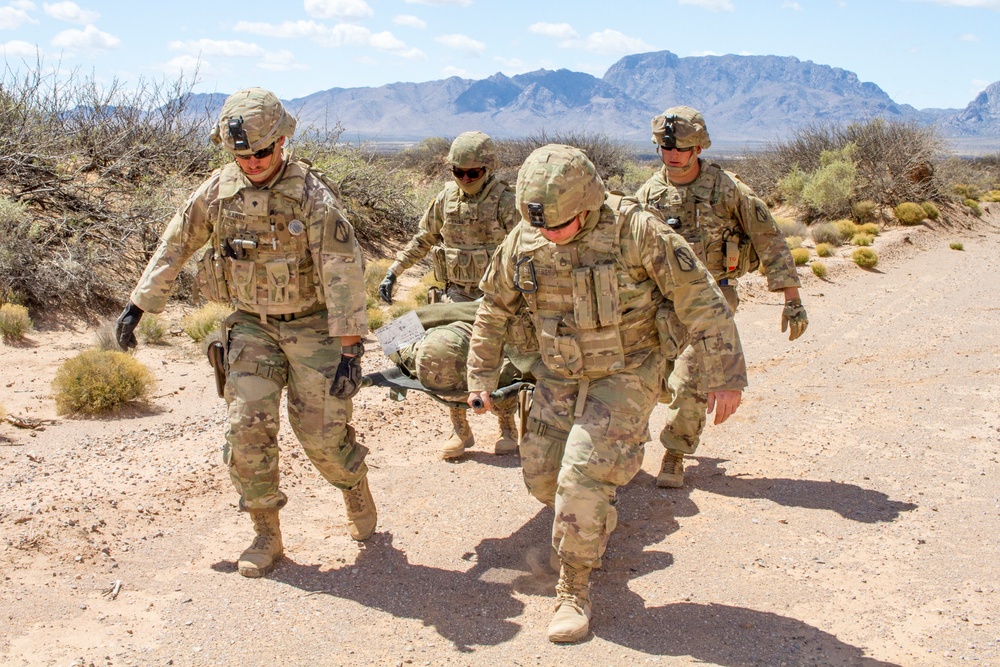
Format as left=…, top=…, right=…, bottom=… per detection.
left=777, top=166, right=807, bottom=206
left=785, top=235, right=804, bottom=249
left=182, top=303, right=232, bottom=342
left=811, top=262, right=828, bottom=278
left=852, top=247, right=878, bottom=268
left=852, top=233, right=874, bottom=246
left=801, top=146, right=858, bottom=217
left=858, top=223, right=880, bottom=236
left=138, top=314, right=168, bottom=345
left=852, top=200, right=878, bottom=222
left=921, top=201, right=941, bottom=220
left=790, top=247, right=810, bottom=265
left=775, top=217, right=808, bottom=238
left=809, top=222, right=841, bottom=246
left=953, top=183, right=981, bottom=200
left=834, top=219, right=858, bottom=241
left=981, top=190, right=1000, bottom=203
left=950, top=242, right=964, bottom=251
left=0, top=303, right=33, bottom=342
left=964, top=199, right=983, bottom=217
left=893, top=202, right=927, bottom=226
left=815, top=243, right=836, bottom=257
left=52, top=350, right=155, bottom=415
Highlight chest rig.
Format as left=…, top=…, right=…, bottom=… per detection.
left=432, top=179, right=510, bottom=287
left=208, top=161, right=319, bottom=319
left=646, top=163, right=757, bottom=281
left=513, top=197, right=661, bottom=380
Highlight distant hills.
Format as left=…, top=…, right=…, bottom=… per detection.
left=185, top=50, right=1000, bottom=153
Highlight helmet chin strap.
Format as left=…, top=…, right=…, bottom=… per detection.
left=455, top=170, right=489, bottom=195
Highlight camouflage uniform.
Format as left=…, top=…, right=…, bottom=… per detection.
left=125, top=88, right=376, bottom=575
left=467, top=145, right=746, bottom=642
left=635, top=106, right=802, bottom=480
left=388, top=132, right=517, bottom=302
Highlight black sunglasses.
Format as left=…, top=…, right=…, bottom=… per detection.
left=452, top=166, right=486, bottom=179
left=237, top=142, right=277, bottom=160
left=659, top=143, right=693, bottom=153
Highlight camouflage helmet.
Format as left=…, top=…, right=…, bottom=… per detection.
left=516, top=144, right=605, bottom=228
left=414, top=322, right=474, bottom=392
left=448, top=131, right=498, bottom=170
left=651, top=105, right=711, bottom=150
left=209, top=87, right=297, bottom=156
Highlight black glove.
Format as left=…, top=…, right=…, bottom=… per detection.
left=114, top=301, right=144, bottom=351
left=330, top=343, right=364, bottom=399
left=378, top=271, right=396, bottom=304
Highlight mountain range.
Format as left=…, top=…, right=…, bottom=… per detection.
left=186, top=50, right=1000, bottom=153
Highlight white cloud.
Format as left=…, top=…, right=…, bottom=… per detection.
left=917, top=0, right=1000, bottom=7
left=781, top=0, right=802, bottom=9
left=43, top=2, right=98, bottom=24
left=528, top=22, right=578, bottom=41
left=584, top=29, right=653, bottom=55
left=493, top=55, right=532, bottom=74
left=690, top=49, right=721, bottom=56
left=234, top=20, right=330, bottom=39
left=435, top=33, right=486, bottom=56
left=51, top=24, right=120, bottom=53
left=234, top=18, right=422, bottom=58
left=441, top=65, right=471, bottom=78
left=11, top=1, right=35, bottom=9
left=304, top=0, right=373, bottom=21
left=958, top=32, right=980, bottom=40
left=2, top=40, right=40, bottom=57
left=0, top=5, right=37, bottom=29
left=677, top=0, right=735, bottom=11
left=405, top=0, right=471, bottom=6
left=393, top=14, right=426, bottom=29
left=169, top=39, right=265, bottom=58
left=259, top=49, right=308, bottom=72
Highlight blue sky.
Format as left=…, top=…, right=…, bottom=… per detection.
left=2, top=0, right=998, bottom=110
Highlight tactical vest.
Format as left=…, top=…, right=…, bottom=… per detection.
left=643, top=163, right=760, bottom=280
left=513, top=196, right=661, bottom=379
left=196, top=160, right=322, bottom=319
left=431, top=179, right=510, bottom=287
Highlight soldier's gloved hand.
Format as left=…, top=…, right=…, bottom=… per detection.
left=114, top=301, right=144, bottom=351
left=781, top=298, right=808, bottom=341
left=330, top=344, right=364, bottom=399
left=378, top=271, right=396, bottom=304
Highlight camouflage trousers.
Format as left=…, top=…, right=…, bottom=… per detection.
left=520, top=349, right=661, bottom=569
left=222, top=309, right=368, bottom=511
left=659, top=285, right=740, bottom=455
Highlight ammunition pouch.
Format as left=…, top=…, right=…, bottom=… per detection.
left=433, top=246, right=491, bottom=286
left=195, top=245, right=230, bottom=303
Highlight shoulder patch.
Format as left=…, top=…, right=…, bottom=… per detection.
left=674, top=246, right=698, bottom=272
left=334, top=218, right=351, bottom=243
left=755, top=201, right=769, bottom=223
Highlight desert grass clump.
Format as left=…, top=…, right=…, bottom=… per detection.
left=809, top=222, right=841, bottom=246
left=950, top=242, right=965, bottom=251
left=366, top=307, right=385, bottom=331
left=52, top=350, right=155, bottom=415
left=389, top=301, right=418, bottom=319
left=921, top=201, right=941, bottom=220
left=785, top=235, right=804, bottom=249
left=964, top=199, right=983, bottom=217
left=852, top=200, right=878, bottom=223
left=790, top=247, right=811, bottom=265
left=0, top=303, right=33, bottom=342
left=93, top=321, right=119, bottom=351
left=981, top=190, right=1000, bottom=203
left=416, top=271, right=445, bottom=305
left=858, top=223, right=880, bottom=236
left=365, top=258, right=393, bottom=303
left=852, top=247, right=878, bottom=268
left=138, top=314, right=168, bottom=345
left=182, top=303, right=232, bottom=343
left=834, top=219, right=858, bottom=241
left=811, top=262, right=828, bottom=278
left=815, top=243, right=836, bottom=257
left=775, top=217, right=808, bottom=238
left=952, top=183, right=981, bottom=200
left=852, top=233, right=874, bottom=246
left=893, top=202, right=927, bottom=226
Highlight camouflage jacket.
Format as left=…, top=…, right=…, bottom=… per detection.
left=130, top=156, right=368, bottom=337
left=635, top=161, right=800, bottom=291
left=391, top=176, right=517, bottom=287
left=467, top=196, right=747, bottom=393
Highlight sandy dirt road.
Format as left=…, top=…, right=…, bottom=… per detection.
left=1, top=207, right=998, bottom=666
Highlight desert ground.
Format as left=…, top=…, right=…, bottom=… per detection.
left=1, top=206, right=998, bottom=667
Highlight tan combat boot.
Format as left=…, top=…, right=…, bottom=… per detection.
left=656, top=450, right=685, bottom=488
left=238, top=509, right=283, bottom=578
left=343, top=476, right=377, bottom=541
left=493, top=410, right=519, bottom=455
left=441, top=406, right=475, bottom=459
left=547, top=561, right=593, bottom=643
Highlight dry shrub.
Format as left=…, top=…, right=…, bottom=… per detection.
left=395, top=137, right=452, bottom=178
left=138, top=314, right=167, bottom=345
left=0, top=303, right=32, bottom=341
left=790, top=247, right=810, bottom=265
left=93, top=321, right=119, bottom=351
left=811, top=262, right=828, bottom=278
left=182, top=303, right=232, bottom=342
left=495, top=132, right=635, bottom=186
left=775, top=217, right=808, bottom=238
left=893, top=202, right=927, bottom=226
left=852, top=200, right=878, bottom=222
left=964, top=199, right=983, bottom=217
left=366, top=307, right=385, bottom=331
left=982, top=190, right=1000, bottom=203
left=952, top=183, right=981, bottom=200
left=365, top=258, right=393, bottom=303
left=950, top=242, right=965, bottom=251
left=858, top=223, right=880, bottom=236
left=852, top=247, right=878, bottom=268
left=815, top=243, right=836, bottom=257
left=921, top=201, right=941, bottom=220
left=809, top=222, right=841, bottom=246
left=834, top=219, right=858, bottom=241
left=52, top=349, right=154, bottom=415
left=852, top=233, right=874, bottom=246
left=785, top=236, right=803, bottom=249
